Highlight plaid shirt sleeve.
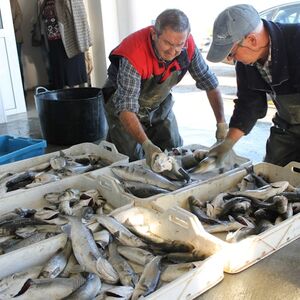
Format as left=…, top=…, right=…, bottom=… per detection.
left=113, top=58, right=141, bottom=114
left=188, top=47, right=219, bottom=91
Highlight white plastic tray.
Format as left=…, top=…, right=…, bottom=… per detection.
left=110, top=205, right=225, bottom=299
left=145, top=162, right=300, bottom=273
left=0, top=141, right=128, bottom=197
left=89, top=148, right=251, bottom=209
left=0, top=178, right=224, bottom=298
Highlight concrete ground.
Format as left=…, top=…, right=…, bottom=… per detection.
left=1, top=60, right=300, bottom=299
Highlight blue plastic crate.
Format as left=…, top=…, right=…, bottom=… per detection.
left=0, top=135, right=47, bottom=165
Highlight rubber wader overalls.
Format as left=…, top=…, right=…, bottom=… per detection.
left=104, top=67, right=184, bottom=161
left=265, top=93, right=300, bottom=166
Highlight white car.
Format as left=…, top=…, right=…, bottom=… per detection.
left=259, top=1, right=300, bottom=23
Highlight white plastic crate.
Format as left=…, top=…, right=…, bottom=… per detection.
left=144, top=162, right=300, bottom=273
left=0, top=173, right=133, bottom=279
left=89, top=149, right=251, bottom=208
left=110, top=205, right=225, bottom=299
left=0, top=141, right=128, bottom=197
left=0, top=178, right=224, bottom=299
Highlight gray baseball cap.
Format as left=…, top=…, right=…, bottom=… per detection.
left=207, top=4, right=261, bottom=62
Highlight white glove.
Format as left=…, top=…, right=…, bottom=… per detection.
left=207, top=138, right=235, bottom=166
left=142, top=139, right=163, bottom=170
left=215, top=122, right=228, bottom=142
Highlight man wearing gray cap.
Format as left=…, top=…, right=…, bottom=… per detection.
left=203, top=4, right=300, bottom=167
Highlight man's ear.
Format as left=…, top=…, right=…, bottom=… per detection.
left=150, top=27, right=157, bottom=41
left=246, top=33, right=258, bottom=47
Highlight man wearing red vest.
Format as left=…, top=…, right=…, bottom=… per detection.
left=103, top=9, right=226, bottom=170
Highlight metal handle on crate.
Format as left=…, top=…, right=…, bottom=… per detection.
left=98, top=140, right=119, bottom=155
left=284, top=161, right=300, bottom=173
left=35, top=86, right=49, bottom=95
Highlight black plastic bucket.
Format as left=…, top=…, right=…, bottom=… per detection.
left=34, top=87, right=107, bottom=145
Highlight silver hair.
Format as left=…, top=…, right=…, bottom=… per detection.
left=154, top=9, right=191, bottom=36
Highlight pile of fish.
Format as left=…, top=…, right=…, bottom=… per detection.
left=0, top=151, right=111, bottom=195
left=0, top=188, right=207, bottom=299
left=187, top=171, right=300, bottom=242
left=111, top=164, right=187, bottom=198
left=110, top=145, right=246, bottom=199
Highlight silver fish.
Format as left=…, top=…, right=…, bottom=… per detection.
left=229, top=181, right=289, bottom=200
left=63, top=273, right=101, bottom=300
left=93, top=230, right=112, bottom=249
left=131, top=256, right=162, bottom=300
left=60, top=254, right=78, bottom=278
left=13, top=275, right=86, bottom=300
left=4, top=232, right=55, bottom=253
left=117, top=246, right=155, bottom=266
left=25, top=173, right=61, bottom=189
left=108, top=243, right=139, bottom=287
left=124, top=223, right=194, bottom=253
left=96, top=214, right=147, bottom=248
left=121, top=180, right=169, bottom=198
left=61, top=216, right=119, bottom=284
left=50, top=151, right=67, bottom=171
left=0, top=266, right=42, bottom=299
left=39, top=239, right=72, bottom=279
left=111, top=164, right=179, bottom=191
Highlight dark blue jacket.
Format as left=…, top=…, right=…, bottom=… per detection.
left=229, top=20, right=300, bottom=134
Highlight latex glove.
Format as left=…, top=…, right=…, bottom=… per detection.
left=215, top=122, right=228, bottom=142
left=207, top=138, right=236, bottom=166
left=142, top=139, right=163, bottom=171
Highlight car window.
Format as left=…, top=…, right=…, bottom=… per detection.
left=260, top=3, right=300, bottom=24
left=260, top=9, right=277, bottom=21
left=274, top=7, right=300, bottom=23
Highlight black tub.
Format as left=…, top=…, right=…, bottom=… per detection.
left=35, top=87, right=107, bottom=145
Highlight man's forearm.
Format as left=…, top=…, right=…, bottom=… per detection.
left=119, top=111, right=147, bottom=144
left=227, top=127, right=245, bottom=143
left=206, top=88, right=226, bottom=123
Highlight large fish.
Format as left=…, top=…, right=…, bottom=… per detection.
left=13, top=275, right=86, bottom=300
left=121, top=180, right=169, bottom=198
left=229, top=181, right=289, bottom=200
left=4, top=232, right=55, bottom=253
left=62, top=273, right=101, bottom=300
left=117, top=246, right=155, bottom=266
left=108, top=243, right=139, bottom=287
left=131, top=256, right=162, bottom=300
left=61, top=216, right=119, bottom=284
left=39, top=239, right=72, bottom=279
left=96, top=214, right=147, bottom=248
left=0, top=266, right=42, bottom=299
left=111, top=165, right=180, bottom=191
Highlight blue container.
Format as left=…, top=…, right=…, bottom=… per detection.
left=0, top=135, right=47, bottom=165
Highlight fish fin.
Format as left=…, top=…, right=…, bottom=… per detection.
left=60, top=224, right=71, bottom=236
left=13, top=278, right=33, bottom=297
